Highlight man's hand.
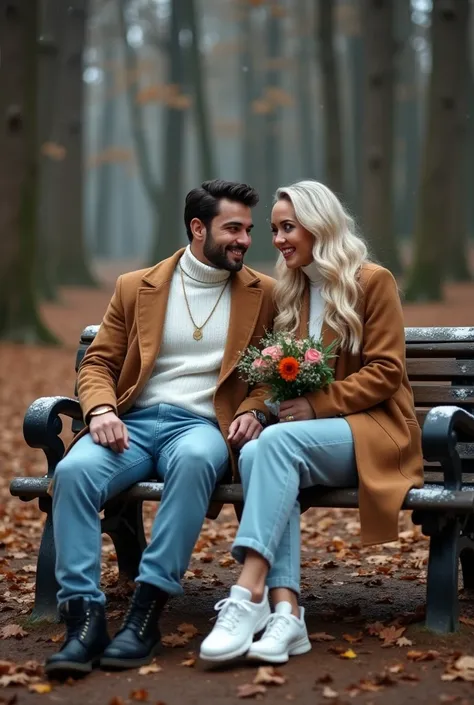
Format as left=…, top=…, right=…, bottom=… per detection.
left=279, top=398, right=315, bottom=423
left=227, top=412, right=263, bottom=450
left=89, top=412, right=130, bottom=453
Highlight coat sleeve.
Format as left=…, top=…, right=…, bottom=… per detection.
left=77, top=276, right=129, bottom=423
left=305, top=267, right=405, bottom=418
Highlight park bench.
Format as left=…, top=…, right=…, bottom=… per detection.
left=9, top=325, right=474, bottom=633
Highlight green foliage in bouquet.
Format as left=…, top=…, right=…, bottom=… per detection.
left=238, top=330, right=336, bottom=403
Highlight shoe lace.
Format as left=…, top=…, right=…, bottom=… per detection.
left=214, top=597, right=253, bottom=633
left=261, top=613, right=291, bottom=641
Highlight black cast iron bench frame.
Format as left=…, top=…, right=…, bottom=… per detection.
left=9, top=325, right=474, bottom=633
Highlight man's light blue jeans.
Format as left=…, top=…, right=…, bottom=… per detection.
left=233, top=418, right=358, bottom=595
left=52, top=404, right=229, bottom=605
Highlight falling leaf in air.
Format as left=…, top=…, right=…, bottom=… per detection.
left=130, top=689, right=149, bottom=701
left=253, top=666, right=286, bottom=685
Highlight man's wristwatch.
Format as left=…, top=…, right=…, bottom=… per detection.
left=248, top=409, right=267, bottom=427
left=89, top=405, right=114, bottom=417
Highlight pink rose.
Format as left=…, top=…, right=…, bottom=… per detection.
left=252, top=357, right=269, bottom=369
left=304, top=348, right=323, bottom=364
left=261, top=345, right=283, bottom=360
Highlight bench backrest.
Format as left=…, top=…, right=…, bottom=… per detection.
left=74, top=325, right=474, bottom=474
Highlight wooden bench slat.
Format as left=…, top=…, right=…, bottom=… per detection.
left=407, top=359, right=474, bottom=380
left=405, top=327, right=474, bottom=343
left=406, top=343, right=474, bottom=357
left=412, top=385, right=474, bottom=406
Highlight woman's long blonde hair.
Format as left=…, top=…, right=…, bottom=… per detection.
left=273, top=180, right=369, bottom=354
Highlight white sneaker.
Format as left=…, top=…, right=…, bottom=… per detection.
left=247, top=601, right=312, bottom=664
left=199, top=585, right=271, bottom=663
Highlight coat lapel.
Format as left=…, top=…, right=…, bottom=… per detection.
left=298, top=281, right=338, bottom=370
left=218, top=268, right=263, bottom=386
left=135, top=249, right=185, bottom=383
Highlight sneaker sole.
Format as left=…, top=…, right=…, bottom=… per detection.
left=247, top=636, right=312, bottom=664
left=199, top=610, right=271, bottom=664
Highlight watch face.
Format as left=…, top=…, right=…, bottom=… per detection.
left=255, top=411, right=266, bottom=425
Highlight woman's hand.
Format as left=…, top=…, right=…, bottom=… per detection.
left=278, top=398, right=315, bottom=423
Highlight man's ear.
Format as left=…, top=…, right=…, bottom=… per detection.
left=190, top=217, right=206, bottom=243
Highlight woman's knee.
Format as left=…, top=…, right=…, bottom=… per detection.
left=238, top=439, right=258, bottom=485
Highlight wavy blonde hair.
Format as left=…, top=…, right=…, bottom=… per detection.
left=273, top=180, right=369, bottom=354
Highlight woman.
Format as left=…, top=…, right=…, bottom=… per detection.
left=200, top=180, right=424, bottom=665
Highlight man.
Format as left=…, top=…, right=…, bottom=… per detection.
left=45, top=180, right=274, bottom=679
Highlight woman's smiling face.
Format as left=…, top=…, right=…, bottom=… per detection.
left=271, top=198, right=314, bottom=269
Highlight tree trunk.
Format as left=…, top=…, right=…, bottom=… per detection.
left=184, top=0, right=215, bottom=181
left=394, top=0, right=420, bottom=241
left=36, top=0, right=63, bottom=300
left=447, top=0, right=470, bottom=281
left=151, top=0, right=187, bottom=264
left=0, top=0, right=56, bottom=343
left=318, top=0, right=343, bottom=196
left=406, top=0, right=469, bottom=300
left=296, top=0, right=314, bottom=178
left=94, top=39, right=118, bottom=258
left=55, top=0, right=96, bottom=286
left=361, top=0, right=401, bottom=273
left=344, top=0, right=364, bottom=218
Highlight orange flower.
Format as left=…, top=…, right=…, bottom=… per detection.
left=278, top=356, right=300, bottom=382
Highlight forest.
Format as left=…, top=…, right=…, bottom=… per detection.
left=1, top=0, right=473, bottom=343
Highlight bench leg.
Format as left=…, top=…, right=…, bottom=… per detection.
left=31, top=497, right=60, bottom=622
left=459, top=535, right=474, bottom=590
left=425, top=517, right=461, bottom=633
left=103, top=500, right=146, bottom=583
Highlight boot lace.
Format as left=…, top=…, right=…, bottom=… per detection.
left=214, top=597, right=253, bottom=633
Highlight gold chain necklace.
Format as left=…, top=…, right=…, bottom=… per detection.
left=179, top=264, right=230, bottom=341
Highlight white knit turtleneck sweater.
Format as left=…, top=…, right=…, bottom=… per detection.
left=302, top=261, right=325, bottom=339
left=135, top=246, right=231, bottom=420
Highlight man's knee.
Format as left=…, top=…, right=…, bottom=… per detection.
left=53, top=454, right=98, bottom=498
left=169, top=439, right=228, bottom=484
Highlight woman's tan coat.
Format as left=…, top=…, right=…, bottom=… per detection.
left=299, top=263, right=424, bottom=546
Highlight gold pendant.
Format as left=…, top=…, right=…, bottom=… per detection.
left=193, top=328, right=203, bottom=341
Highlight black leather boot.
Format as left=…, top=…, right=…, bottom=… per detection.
left=100, top=582, right=168, bottom=670
left=45, top=599, right=110, bottom=679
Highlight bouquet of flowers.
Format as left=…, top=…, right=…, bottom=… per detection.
left=238, top=330, right=335, bottom=406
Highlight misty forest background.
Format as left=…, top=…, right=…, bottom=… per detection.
left=1, top=0, right=474, bottom=343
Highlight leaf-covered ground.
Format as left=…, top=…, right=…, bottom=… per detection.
left=1, top=276, right=474, bottom=704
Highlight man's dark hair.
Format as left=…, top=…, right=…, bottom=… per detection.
left=184, top=179, right=259, bottom=242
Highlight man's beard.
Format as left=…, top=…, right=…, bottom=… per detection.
left=203, top=230, right=247, bottom=272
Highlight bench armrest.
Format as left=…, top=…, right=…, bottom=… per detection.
left=23, top=396, right=83, bottom=476
left=422, top=405, right=474, bottom=490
